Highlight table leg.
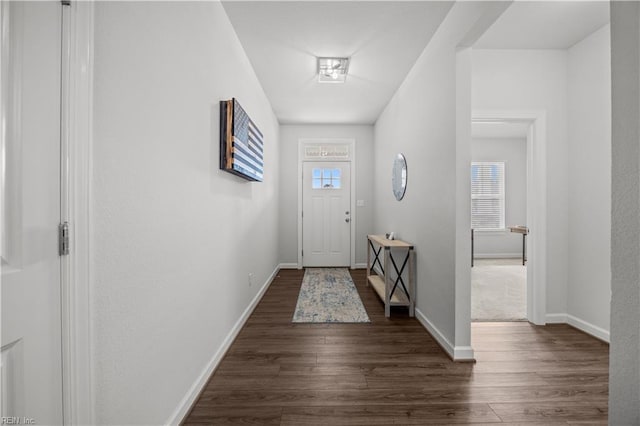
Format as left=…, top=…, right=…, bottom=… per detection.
left=384, top=248, right=390, bottom=317
left=409, top=249, right=415, bottom=317
left=366, top=237, right=371, bottom=286
left=471, top=228, right=474, bottom=267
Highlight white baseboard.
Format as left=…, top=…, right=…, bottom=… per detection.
left=567, top=314, right=610, bottom=343
left=278, top=263, right=299, bottom=269
left=278, top=263, right=364, bottom=270
left=453, top=345, right=475, bottom=360
left=545, top=313, right=567, bottom=323
left=166, top=265, right=280, bottom=425
left=414, top=308, right=475, bottom=361
left=473, top=253, right=521, bottom=259
left=546, top=313, right=610, bottom=343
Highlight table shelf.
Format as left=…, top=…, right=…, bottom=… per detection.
left=366, top=235, right=415, bottom=317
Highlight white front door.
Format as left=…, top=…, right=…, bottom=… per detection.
left=1, top=2, right=63, bottom=423
left=302, top=162, right=351, bottom=267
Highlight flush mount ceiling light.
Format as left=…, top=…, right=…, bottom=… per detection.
left=317, top=57, right=350, bottom=83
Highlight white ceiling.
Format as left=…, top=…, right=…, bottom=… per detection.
left=221, top=1, right=452, bottom=124
left=474, top=1, right=610, bottom=49
left=222, top=1, right=610, bottom=125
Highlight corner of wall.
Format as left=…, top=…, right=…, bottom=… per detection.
left=546, top=313, right=610, bottom=343
left=415, top=308, right=475, bottom=362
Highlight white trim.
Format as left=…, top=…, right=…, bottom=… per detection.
left=60, top=0, right=73, bottom=421
left=453, top=346, right=475, bottom=360
left=545, top=313, right=567, bottom=324
left=545, top=313, right=610, bottom=343
left=473, top=253, right=522, bottom=259
left=566, top=314, right=610, bottom=343
left=278, top=263, right=298, bottom=270
left=472, top=229, right=509, bottom=235
left=472, top=110, right=547, bottom=326
left=415, top=308, right=475, bottom=362
left=166, top=264, right=280, bottom=426
left=454, top=49, right=473, bottom=361
left=62, top=1, right=95, bottom=425
left=297, top=147, right=303, bottom=268
left=353, top=262, right=367, bottom=269
left=297, top=138, right=356, bottom=269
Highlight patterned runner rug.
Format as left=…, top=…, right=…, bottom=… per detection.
left=292, top=268, right=370, bottom=323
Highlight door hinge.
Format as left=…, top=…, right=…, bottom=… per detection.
left=59, top=222, right=70, bottom=256
left=302, top=250, right=304, bottom=257
left=61, top=0, right=71, bottom=6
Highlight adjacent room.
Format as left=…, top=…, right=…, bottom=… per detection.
left=470, top=124, right=529, bottom=322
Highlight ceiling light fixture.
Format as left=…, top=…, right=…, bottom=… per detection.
left=317, top=57, right=349, bottom=83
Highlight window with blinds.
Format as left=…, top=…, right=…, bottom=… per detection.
left=471, top=162, right=505, bottom=230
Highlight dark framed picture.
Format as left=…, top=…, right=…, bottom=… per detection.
left=220, top=98, right=264, bottom=182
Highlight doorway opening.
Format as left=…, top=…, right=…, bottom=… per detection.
left=471, top=112, right=547, bottom=325
left=470, top=128, right=528, bottom=321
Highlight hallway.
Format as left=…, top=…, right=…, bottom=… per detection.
left=184, top=269, right=608, bottom=425
left=6, top=1, right=635, bottom=422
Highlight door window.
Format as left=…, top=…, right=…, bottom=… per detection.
left=312, top=168, right=341, bottom=189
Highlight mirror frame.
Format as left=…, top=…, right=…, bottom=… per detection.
left=392, top=153, right=408, bottom=201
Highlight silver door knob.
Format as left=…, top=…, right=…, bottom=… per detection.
left=345, top=218, right=350, bottom=223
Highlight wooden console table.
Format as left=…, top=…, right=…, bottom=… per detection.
left=366, top=235, right=415, bottom=317
left=509, top=225, right=529, bottom=265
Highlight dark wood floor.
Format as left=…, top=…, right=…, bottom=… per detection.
left=183, top=269, right=609, bottom=425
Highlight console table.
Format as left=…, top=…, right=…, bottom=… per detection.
left=366, top=235, right=415, bottom=317
left=509, top=225, right=529, bottom=265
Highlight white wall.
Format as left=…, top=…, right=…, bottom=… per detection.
left=472, top=49, right=569, bottom=316
left=374, top=2, right=499, bottom=358
left=567, top=25, right=611, bottom=340
left=92, top=2, right=279, bottom=424
left=610, top=3, right=640, bottom=423
left=471, top=137, right=527, bottom=257
left=278, top=125, right=374, bottom=266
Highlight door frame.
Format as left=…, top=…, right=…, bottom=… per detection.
left=297, top=139, right=356, bottom=269
left=60, top=1, right=94, bottom=424
left=0, top=1, right=94, bottom=422
left=471, top=110, right=548, bottom=325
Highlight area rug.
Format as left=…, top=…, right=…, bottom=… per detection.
left=472, top=264, right=526, bottom=321
left=292, top=268, right=370, bottom=323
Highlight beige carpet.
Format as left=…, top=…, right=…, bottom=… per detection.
left=472, top=261, right=526, bottom=321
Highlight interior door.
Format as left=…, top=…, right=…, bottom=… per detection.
left=302, top=162, right=351, bottom=267
left=1, top=2, right=63, bottom=423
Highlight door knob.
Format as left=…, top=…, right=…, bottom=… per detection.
left=345, top=218, right=350, bottom=223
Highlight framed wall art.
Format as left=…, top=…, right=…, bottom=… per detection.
left=220, top=98, right=264, bottom=182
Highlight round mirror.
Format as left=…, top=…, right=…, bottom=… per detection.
left=392, top=153, right=407, bottom=201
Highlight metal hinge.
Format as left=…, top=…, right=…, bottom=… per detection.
left=302, top=250, right=304, bottom=257
left=61, top=0, right=71, bottom=6
left=59, top=222, right=70, bottom=256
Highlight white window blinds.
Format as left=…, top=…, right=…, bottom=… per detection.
left=471, top=162, right=505, bottom=230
